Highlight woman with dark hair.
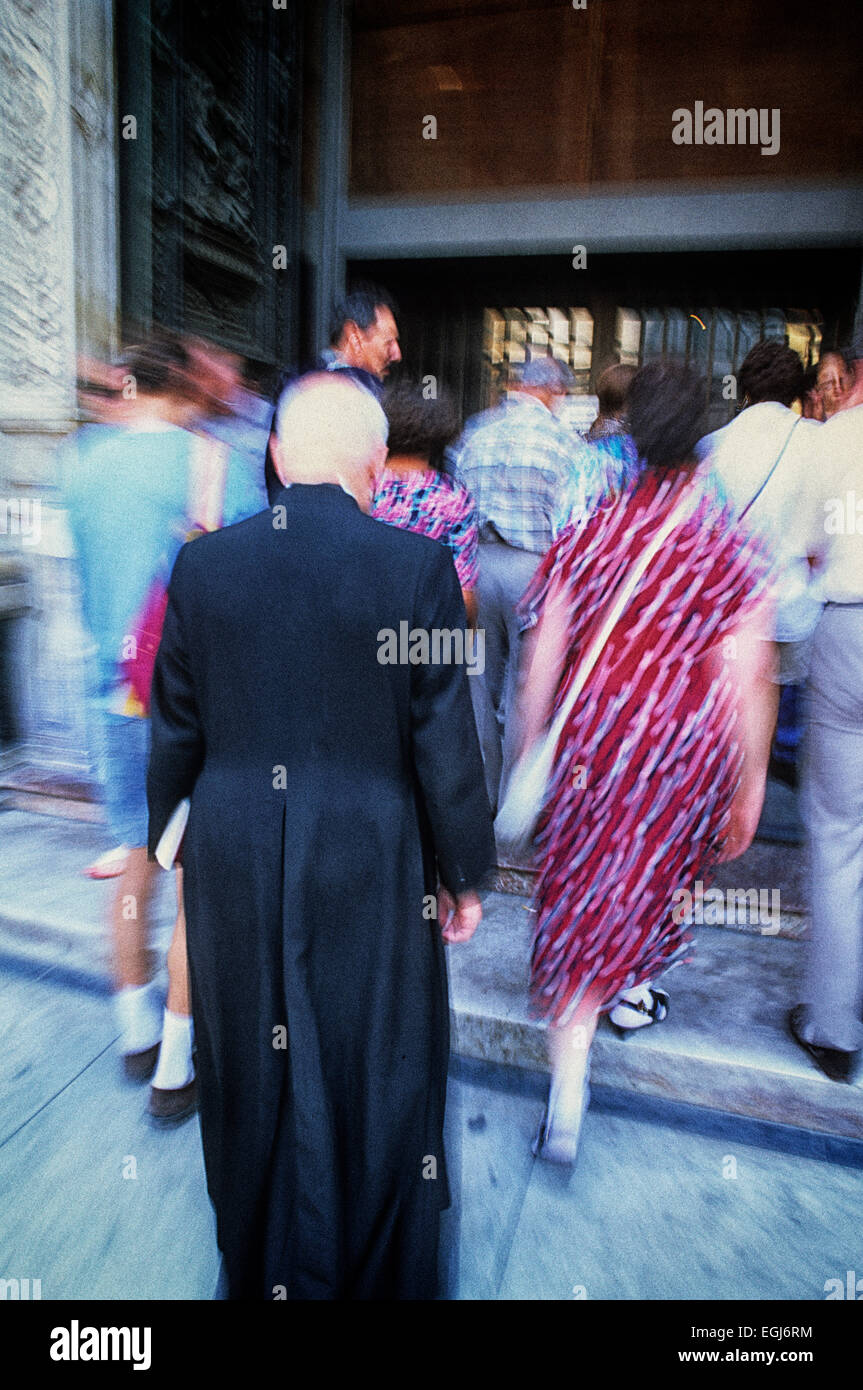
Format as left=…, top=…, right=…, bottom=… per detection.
left=371, top=381, right=479, bottom=624
left=515, top=360, right=777, bottom=1163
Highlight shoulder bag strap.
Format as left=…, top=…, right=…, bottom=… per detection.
left=545, top=486, right=697, bottom=750
left=738, top=416, right=800, bottom=524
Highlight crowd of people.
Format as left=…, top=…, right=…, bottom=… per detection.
left=60, top=283, right=863, bottom=1297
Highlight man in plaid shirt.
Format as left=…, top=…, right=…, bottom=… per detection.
left=452, top=358, right=576, bottom=821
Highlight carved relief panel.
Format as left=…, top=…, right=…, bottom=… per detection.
left=119, top=0, right=301, bottom=370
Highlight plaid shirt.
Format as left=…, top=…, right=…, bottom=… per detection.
left=451, top=395, right=574, bottom=554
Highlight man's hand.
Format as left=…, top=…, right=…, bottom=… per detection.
left=438, top=887, right=482, bottom=944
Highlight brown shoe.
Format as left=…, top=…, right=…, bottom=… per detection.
left=147, top=1077, right=197, bottom=1124
left=123, top=1043, right=161, bottom=1084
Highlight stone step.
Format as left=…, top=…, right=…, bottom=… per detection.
left=3, top=809, right=852, bottom=1139
left=449, top=892, right=863, bottom=1141
left=0, top=810, right=176, bottom=978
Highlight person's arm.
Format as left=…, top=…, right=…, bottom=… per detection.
left=452, top=486, right=479, bottom=628
left=718, top=604, right=778, bottom=862
left=461, top=588, right=478, bottom=628
left=147, top=546, right=205, bottom=858
left=514, top=569, right=571, bottom=760
left=409, top=545, right=495, bottom=942
left=782, top=423, right=830, bottom=573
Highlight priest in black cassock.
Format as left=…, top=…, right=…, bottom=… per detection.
left=147, top=374, right=494, bottom=1299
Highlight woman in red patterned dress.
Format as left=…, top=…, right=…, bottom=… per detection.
left=516, top=362, right=777, bottom=1163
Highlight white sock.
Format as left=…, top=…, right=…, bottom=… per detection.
left=116, top=983, right=162, bottom=1055
left=151, top=1009, right=195, bottom=1091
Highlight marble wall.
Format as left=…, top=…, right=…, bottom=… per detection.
left=0, top=0, right=118, bottom=781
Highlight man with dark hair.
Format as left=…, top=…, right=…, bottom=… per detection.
left=702, top=340, right=821, bottom=837
left=702, top=340, right=821, bottom=659
left=326, top=284, right=401, bottom=391
left=265, top=284, right=401, bottom=503
left=737, top=340, right=805, bottom=409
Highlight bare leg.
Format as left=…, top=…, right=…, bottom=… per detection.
left=166, top=867, right=191, bottom=1016
left=111, top=847, right=159, bottom=987
left=547, top=997, right=600, bottom=1133
left=150, top=866, right=195, bottom=1097
left=533, top=991, right=603, bottom=1161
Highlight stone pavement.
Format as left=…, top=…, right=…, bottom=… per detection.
left=2, top=806, right=862, bottom=1141
left=0, top=958, right=860, bottom=1302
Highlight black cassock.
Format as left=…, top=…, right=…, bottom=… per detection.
left=147, top=484, right=494, bottom=1299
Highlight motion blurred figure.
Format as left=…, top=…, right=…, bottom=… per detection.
left=790, top=329, right=863, bottom=1082
left=63, top=334, right=265, bottom=1120
left=148, top=375, right=493, bottom=1298
left=702, top=341, right=822, bottom=791
left=702, top=341, right=822, bottom=667
left=452, top=357, right=574, bottom=819
left=554, top=363, right=640, bottom=535
left=184, top=338, right=271, bottom=510
left=517, top=362, right=776, bottom=1163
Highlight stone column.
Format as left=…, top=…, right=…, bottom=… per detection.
left=0, top=0, right=118, bottom=788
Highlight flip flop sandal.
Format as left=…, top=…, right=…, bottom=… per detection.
left=609, top=987, right=669, bottom=1038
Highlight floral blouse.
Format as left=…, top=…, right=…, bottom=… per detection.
left=371, top=468, right=479, bottom=589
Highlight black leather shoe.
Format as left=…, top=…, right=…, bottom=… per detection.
left=788, top=1006, right=858, bottom=1084
left=123, top=1043, right=160, bottom=1084
left=148, top=1077, right=197, bottom=1124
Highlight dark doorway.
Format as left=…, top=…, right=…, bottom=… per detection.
left=350, top=247, right=861, bottom=427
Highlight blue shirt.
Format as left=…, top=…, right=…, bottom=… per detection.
left=63, top=424, right=265, bottom=692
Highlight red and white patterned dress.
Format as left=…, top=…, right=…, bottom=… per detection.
left=520, top=471, right=773, bottom=1027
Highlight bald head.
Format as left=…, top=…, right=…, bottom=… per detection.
left=272, top=374, right=389, bottom=502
